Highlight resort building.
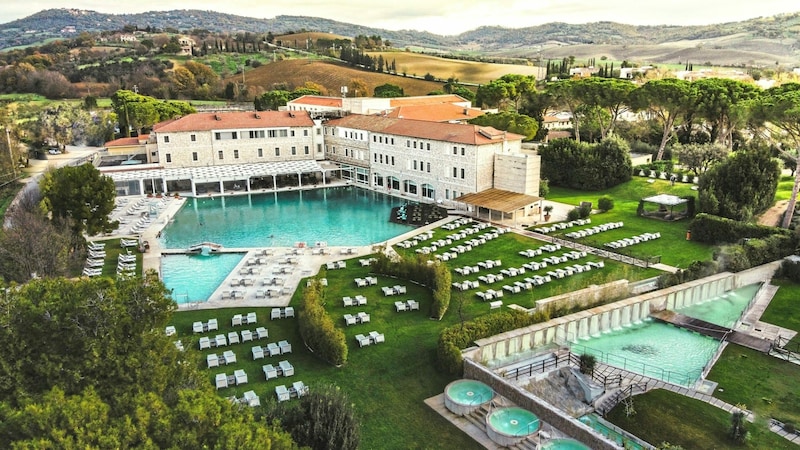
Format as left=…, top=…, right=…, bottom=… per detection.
left=104, top=108, right=542, bottom=218
left=286, top=94, right=478, bottom=122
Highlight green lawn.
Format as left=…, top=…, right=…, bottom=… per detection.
left=171, top=256, right=483, bottom=450
left=544, top=177, right=714, bottom=268
left=606, top=389, right=794, bottom=449
left=760, top=278, right=800, bottom=349
left=708, top=346, right=800, bottom=429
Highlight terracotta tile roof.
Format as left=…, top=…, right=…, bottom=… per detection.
left=154, top=111, right=314, bottom=133
left=289, top=95, right=343, bottom=108
left=384, top=104, right=485, bottom=122
left=389, top=94, right=467, bottom=107
left=105, top=135, right=149, bottom=147
left=327, top=115, right=523, bottom=145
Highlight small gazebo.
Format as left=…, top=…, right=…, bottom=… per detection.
left=638, top=194, right=689, bottom=221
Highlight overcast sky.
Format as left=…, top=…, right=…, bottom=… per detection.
left=2, top=1, right=798, bottom=35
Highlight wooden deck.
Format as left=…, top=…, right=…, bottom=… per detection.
left=651, top=310, right=772, bottom=353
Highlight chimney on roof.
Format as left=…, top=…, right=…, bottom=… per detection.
left=214, top=114, right=221, bottom=121
left=464, top=108, right=468, bottom=115
left=254, top=113, right=260, bottom=119
left=288, top=112, right=295, bottom=118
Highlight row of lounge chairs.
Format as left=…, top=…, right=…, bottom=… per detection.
left=83, top=241, right=107, bottom=277
left=533, top=218, right=592, bottom=234
left=396, top=230, right=434, bottom=248
left=440, top=217, right=473, bottom=231
left=354, top=276, right=378, bottom=287
left=215, top=369, right=248, bottom=389
left=251, top=340, right=292, bottom=359
left=193, top=319, right=219, bottom=333
left=605, top=232, right=661, bottom=249
left=343, top=312, right=370, bottom=326
left=207, top=350, right=237, bottom=368
left=394, top=300, right=419, bottom=312
left=229, top=390, right=261, bottom=407
left=381, top=285, right=407, bottom=296
left=231, top=312, right=257, bottom=326
left=343, top=295, right=367, bottom=307
left=263, top=360, right=294, bottom=379
left=326, top=260, right=347, bottom=270
left=518, top=243, right=562, bottom=258
left=355, top=331, right=385, bottom=347
left=271, top=307, right=294, bottom=320
left=275, top=381, right=309, bottom=402
left=565, top=221, right=624, bottom=239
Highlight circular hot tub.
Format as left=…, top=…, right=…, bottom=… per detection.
left=443, top=379, right=493, bottom=415
left=540, top=438, right=591, bottom=450
left=486, top=407, right=541, bottom=447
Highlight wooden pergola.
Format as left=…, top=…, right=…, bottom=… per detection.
left=455, top=188, right=541, bottom=226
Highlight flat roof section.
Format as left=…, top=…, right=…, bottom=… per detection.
left=106, top=160, right=327, bottom=183
left=456, top=188, right=541, bottom=213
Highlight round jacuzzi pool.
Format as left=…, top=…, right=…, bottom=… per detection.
left=486, top=406, right=540, bottom=446
left=443, top=379, right=493, bottom=415
left=540, top=438, right=591, bottom=450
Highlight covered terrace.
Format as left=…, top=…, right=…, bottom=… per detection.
left=106, top=160, right=336, bottom=197
left=455, top=188, right=542, bottom=227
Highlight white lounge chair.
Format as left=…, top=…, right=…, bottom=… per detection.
left=192, top=322, right=204, bottom=334
left=234, top=369, right=248, bottom=385
left=284, top=307, right=295, bottom=318
left=207, top=353, right=219, bottom=368
left=207, top=318, right=218, bottom=331
left=215, top=373, right=228, bottom=390
left=241, top=330, right=253, bottom=342
left=222, top=350, right=236, bottom=365
left=271, top=308, right=281, bottom=320
left=263, top=364, right=278, bottom=380
left=292, top=380, right=309, bottom=397
left=256, top=327, right=268, bottom=339
left=275, top=384, right=290, bottom=402
left=279, top=360, right=294, bottom=377
left=267, top=342, right=281, bottom=356
left=214, top=334, right=227, bottom=347
left=344, top=314, right=356, bottom=326
left=231, top=314, right=243, bottom=326
left=243, top=390, right=260, bottom=407
left=199, top=337, right=211, bottom=350
left=246, top=312, right=257, bottom=324
left=228, top=331, right=240, bottom=345
left=279, top=340, right=292, bottom=354
left=252, top=346, right=264, bottom=360
left=165, top=326, right=176, bottom=336
left=355, top=334, right=370, bottom=347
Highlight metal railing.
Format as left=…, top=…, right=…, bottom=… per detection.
left=570, top=343, right=701, bottom=387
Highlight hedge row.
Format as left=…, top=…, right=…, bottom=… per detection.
left=714, top=233, right=798, bottom=273
left=298, top=280, right=348, bottom=366
left=689, top=213, right=789, bottom=244
left=437, top=309, right=547, bottom=376
left=371, top=253, right=452, bottom=320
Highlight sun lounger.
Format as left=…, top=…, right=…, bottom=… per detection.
left=234, top=369, right=248, bottom=385
left=292, top=381, right=309, bottom=397
left=343, top=296, right=354, bottom=307
left=395, top=301, right=407, bottom=312
left=222, top=350, right=237, bottom=365
left=243, top=390, right=260, bottom=407
left=271, top=308, right=281, bottom=320
left=276, top=384, right=290, bottom=402
left=355, top=334, right=370, bottom=347
left=214, top=334, right=227, bottom=347
left=357, top=312, right=370, bottom=323
left=263, top=364, right=278, bottom=380
left=241, top=330, right=253, bottom=342
left=344, top=314, right=357, bottom=326
left=207, top=319, right=218, bottom=331
left=199, top=337, right=211, bottom=350
left=279, top=340, right=292, bottom=354
left=256, top=327, right=268, bottom=339
left=284, top=307, right=294, bottom=318
left=165, top=326, right=176, bottom=336
left=207, top=354, right=219, bottom=368
left=228, top=331, right=240, bottom=345
left=252, top=346, right=264, bottom=360
left=246, top=312, right=257, bottom=324
left=232, top=314, right=243, bottom=326
left=407, top=300, right=420, bottom=310
left=279, top=360, right=294, bottom=377
left=267, top=342, right=281, bottom=356
left=193, top=322, right=204, bottom=334
left=215, top=373, right=228, bottom=390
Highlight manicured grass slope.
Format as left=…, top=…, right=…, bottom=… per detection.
left=606, top=389, right=793, bottom=449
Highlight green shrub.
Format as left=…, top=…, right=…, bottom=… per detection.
left=690, top=213, right=789, bottom=244
left=372, top=253, right=451, bottom=319
left=777, top=258, right=800, bottom=283
left=567, top=208, right=581, bottom=221
left=298, top=280, right=348, bottom=366
left=597, top=195, right=614, bottom=212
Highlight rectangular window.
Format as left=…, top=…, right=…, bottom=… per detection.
left=249, top=130, right=265, bottom=138
left=461, top=168, right=465, bottom=179
left=373, top=136, right=377, bottom=142
left=279, top=130, right=288, bottom=137
left=446, top=189, right=450, bottom=200
left=427, top=162, right=431, bottom=173
left=391, top=156, right=395, bottom=165
left=275, top=147, right=280, bottom=156
left=190, top=134, right=196, bottom=142
left=163, top=136, right=170, bottom=143
left=407, top=140, right=410, bottom=147
left=192, top=152, right=198, bottom=161
left=304, top=145, right=309, bottom=155
left=268, top=130, right=277, bottom=138
left=290, top=130, right=295, bottom=137
left=291, top=146, right=296, bottom=155
left=426, top=143, right=430, bottom=150
left=258, top=148, right=263, bottom=157
left=413, top=160, right=417, bottom=170
left=316, top=128, right=321, bottom=135
left=215, top=132, right=221, bottom=140
left=232, top=132, right=238, bottom=140
left=413, top=142, right=417, bottom=149
left=234, top=149, right=239, bottom=159
left=304, top=129, right=308, bottom=136
left=391, top=138, right=395, bottom=145
left=165, top=154, right=171, bottom=163
left=461, top=147, right=465, bottom=156
left=379, top=154, right=383, bottom=163
left=453, top=146, right=457, bottom=155
left=218, top=151, right=224, bottom=160
left=374, top=154, right=378, bottom=162
left=317, top=144, right=322, bottom=153
left=453, top=167, right=458, bottom=177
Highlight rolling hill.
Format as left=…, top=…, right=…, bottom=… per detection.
left=1, top=8, right=799, bottom=66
